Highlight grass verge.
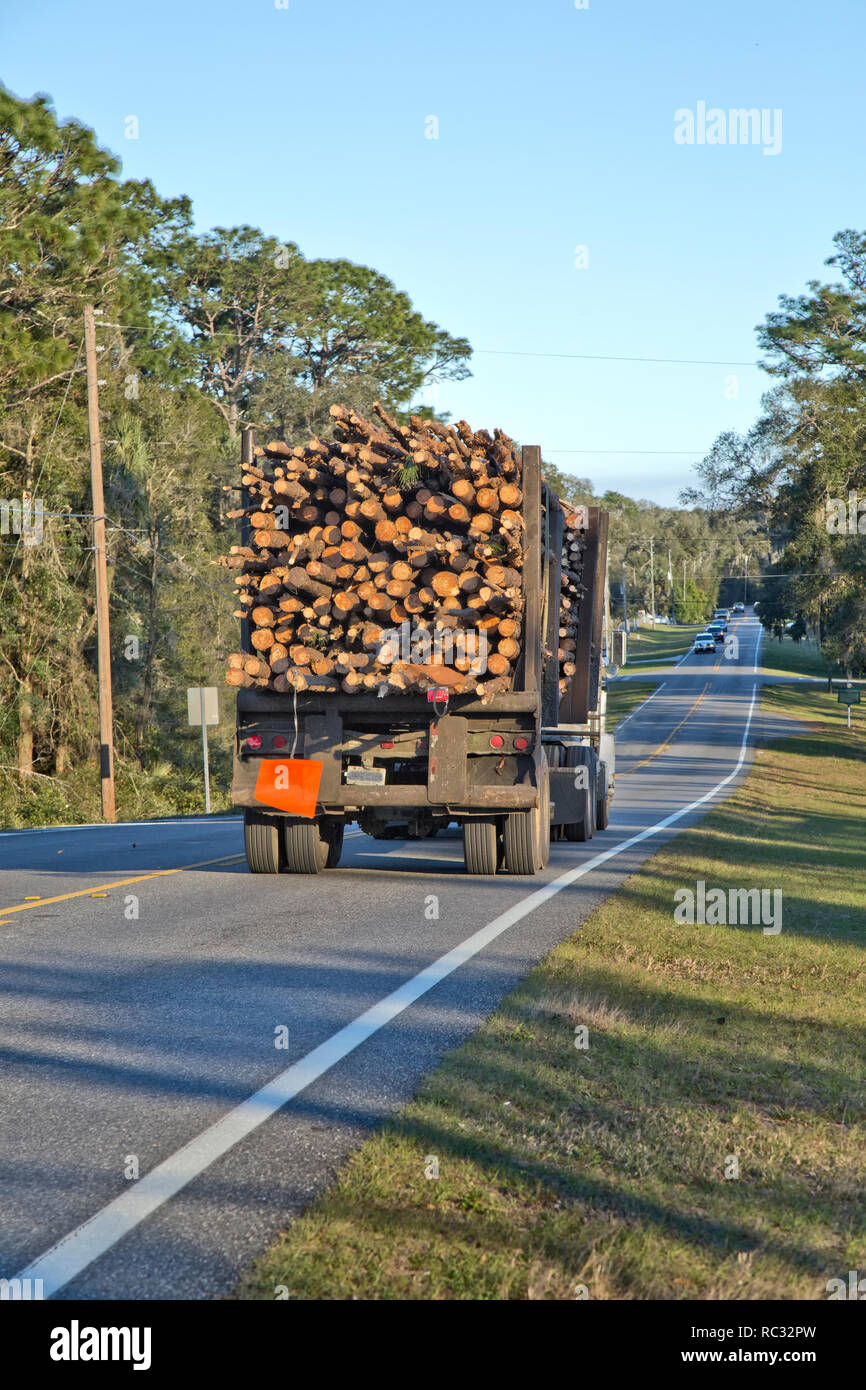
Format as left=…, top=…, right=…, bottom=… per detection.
left=0, top=752, right=233, bottom=829
left=606, top=680, right=662, bottom=731
left=759, top=634, right=831, bottom=680
left=624, top=623, right=701, bottom=668
left=241, top=686, right=866, bottom=1300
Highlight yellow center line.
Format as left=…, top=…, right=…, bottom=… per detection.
left=0, top=853, right=247, bottom=918
left=620, top=682, right=711, bottom=775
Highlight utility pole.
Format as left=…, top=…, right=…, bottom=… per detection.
left=649, top=537, right=656, bottom=629
left=682, top=557, right=687, bottom=619
left=84, top=306, right=116, bottom=822
left=603, top=543, right=611, bottom=664
left=621, top=560, right=628, bottom=632
left=667, top=547, right=673, bottom=621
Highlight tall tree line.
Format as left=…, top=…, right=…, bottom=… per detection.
left=0, top=88, right=470, bottom=818
left=540, top=462, right=762, bottom=625
left=0, top=85, right=758, bottom=823
left=684, top=230, right=866, bottom=674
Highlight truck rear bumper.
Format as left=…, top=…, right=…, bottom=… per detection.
left=232, top=777, right=538, bottom=815
left=232, top=702, right=543, bottom=817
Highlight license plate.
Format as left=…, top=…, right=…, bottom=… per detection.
left=344, top=767, right=386, bottom=786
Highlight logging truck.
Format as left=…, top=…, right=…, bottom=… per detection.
left=229, top=421, right=614, bottom=875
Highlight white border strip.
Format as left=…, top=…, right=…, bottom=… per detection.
left=10, top=686, right=759, bottom=1298
left=0, top=818, right=241, bottom=839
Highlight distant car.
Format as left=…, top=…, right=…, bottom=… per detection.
left=714, top=609, right=730, bottom=622
left=732, top=602, right=744, bottom=614
left=707, top=622, right=726, bottom=642
left=694, top=633, right=716, bottom=653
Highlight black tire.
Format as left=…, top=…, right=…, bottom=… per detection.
left=596, top=793, right=611, bottom=830
left=283, top=817, right=330, bottom=873
left=244, top=808, right=283, bottom=874
left=503, top=763, right=549, bottom=875
left=563, top=746, right=596, bottom=843
left=463, top=817, right=500, bottom=875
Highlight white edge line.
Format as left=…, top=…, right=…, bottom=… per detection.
left=2, top=821, right=360, bottom=842
left=10, top=685, right=760, bottom=1298
left=0, top=819, right=241, bottom=839
left=624, top=656, right=678, bottom=666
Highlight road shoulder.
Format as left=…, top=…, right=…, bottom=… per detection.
left=239, top=686, right=866, bottom=1300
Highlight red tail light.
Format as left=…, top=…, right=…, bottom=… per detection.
left=272, top=735, right=287, bottom=748
left=489, top=734, right=505, bottom=749
left=514, top=736, right=529, bottom=751
left=246, top=735, right=262, bottom=750
left=381, top=741, right=394, bottom=749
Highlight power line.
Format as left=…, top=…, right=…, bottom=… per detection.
left=753, top=570, right=866, bottom=578
left=112, top=556, right=161, bottom=589
left=544, top=448, right=706, bottom=456
left=1, top=504, right=231, bottom=602
left=79, top=318, right=763, bottom=370
left=108, top=520, right=232, bottom=601
left=474, top=348, right=760, bottom=368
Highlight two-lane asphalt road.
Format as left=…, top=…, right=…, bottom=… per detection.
left=0, top=615, right=783, bottom=1298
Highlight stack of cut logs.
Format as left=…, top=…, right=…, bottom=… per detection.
left=221, top=404, right=527, bottom=701
left=557, top=504, right=587, bottom=696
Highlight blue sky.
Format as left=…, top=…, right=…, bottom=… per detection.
left=4, top=0, right=864, bottom=503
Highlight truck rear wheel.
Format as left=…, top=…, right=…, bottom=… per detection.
left=283, top=817, right=331, bottom=874
left=595, top=766, right=611, bottom=830
left=564, top=747, right=596, bottom=843
left=244, top=809, right=283, bottom=874
left=463, top=817, right=500, bottom=875
left=503, top=764, right=550, bottom=874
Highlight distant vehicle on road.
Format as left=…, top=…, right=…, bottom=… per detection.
left=732, top=602, right=745, bottom=614
left=707, top=622, right=726, bottom=642
left=694, top=633, right=716, bottom=653
left=714, top=608, right=730, bottom=622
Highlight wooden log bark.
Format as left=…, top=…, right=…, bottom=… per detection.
left=224, top=405, right=531, bottom=697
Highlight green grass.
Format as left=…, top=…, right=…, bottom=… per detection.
left=759, top=633, right=832, bottom=680
left=605, top=680, right=662, bottom=731
left=0, top=751, right=233, bottom=829
left=241, top=686, right=866, bottom=1300
left=623, top=623, right=702, bottom=668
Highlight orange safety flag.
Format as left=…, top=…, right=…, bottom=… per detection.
left=254, top=758, right=323, bottom=818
